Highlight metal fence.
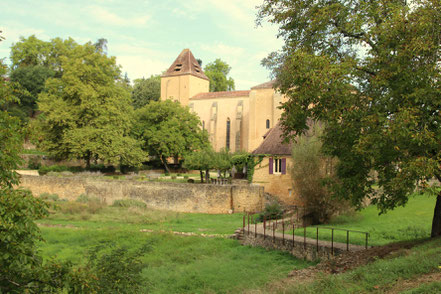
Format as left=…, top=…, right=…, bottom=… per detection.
left=242, top=213, right=370, bottom=254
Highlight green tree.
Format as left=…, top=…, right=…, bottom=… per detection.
left=131, top=75, right=161, bottom=109
left=133, top=100, right=209, bottom=173
left=258, top=0, right=441, bottom=236
left=204, top=59, right=235, bottom=92
left=36, top=41, right=146, bottom=168
left=9, top=65, right=55, bottom=119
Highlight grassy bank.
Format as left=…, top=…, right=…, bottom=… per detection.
left=293, top=194, right=436, bottom=246
left=37, top=198, right=314, bottom=293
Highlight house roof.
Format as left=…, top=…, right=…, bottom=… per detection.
left=251, top=80, right=276, bottom=90
left=162, top=49, right=209, bottom=81
left=190, top=90, right=250, bottom=100
left=252, top=122, right=292, bottom=155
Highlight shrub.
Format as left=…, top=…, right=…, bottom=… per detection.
left=171, top=175, right=177, bottom=179
left=76, top=194, right=100, bottom=204
left=291, top=123, right=352, bottom=224
left=112, top=199, right=147, bottom=209
left=27, top=155, right=42, bottom=170
left=38, top=165, right=69, bottom=175
left=255, top=202, right=284, bottom=222
left=39, top=192, right=59, bottom=202
left=184, top=175, right=189, bottom=179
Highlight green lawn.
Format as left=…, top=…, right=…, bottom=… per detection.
left=275, top=237, right=441, bottom=294
left=292, top=194, right=436, bottom=246
left=37, top=200, right=314, bottom=293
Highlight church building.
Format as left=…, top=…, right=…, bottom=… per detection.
left=160, top=49, right=287, bottom=153
left=161, top=49, right=296, bottom=204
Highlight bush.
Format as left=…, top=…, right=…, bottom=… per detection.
left=38, top=165, right=69, bottom=175
left=112, top=199, right=147, bottom=209
left=27, top=155, right=42, bottom=170
left=39, top=192, right=59, bottom=202
left=255, top=202, right=284, bottom=222
left=291, top=123, right=352, bottom=224
left=89, top=164, right=115, bottom=173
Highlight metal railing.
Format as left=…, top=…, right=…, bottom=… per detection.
left=242, top=213, right=370, bottom=255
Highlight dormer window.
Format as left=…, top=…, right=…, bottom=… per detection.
left=174, top=64, right=182, bottom=71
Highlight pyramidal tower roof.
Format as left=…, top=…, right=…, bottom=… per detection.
left=162, top=49, right=209, bottom=81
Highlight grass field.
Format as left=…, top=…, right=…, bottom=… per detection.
left=36, top=198, right=315, bottom=293
left=293, top=194, right=436, bottom=246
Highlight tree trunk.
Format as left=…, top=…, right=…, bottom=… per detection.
left=200, top=170, right=204, bottom=183
left=160, top=156, right=170, bottom=174
left=205, top=169, right=210, bottom=183
left=431, top=192, right=441, bottom=238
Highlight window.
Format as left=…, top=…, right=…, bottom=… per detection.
left=269, top=157, right=286, bottom=175
left=202, top=120, right=205, bottom=130
left=226, top=118, right=231, bottom=150
left=273, top=158, right=282, bottom=174
left=266, top=119, right=270, bottom=129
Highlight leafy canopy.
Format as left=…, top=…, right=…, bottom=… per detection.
left=131, top=75, right=161, bottom=109
left=258, top=1, right=441, bottom=217
left=35, top=39, right=146, bottom=167
left=204, top=58, right=235, bottom=92
left=133, top=100, right=209, bottom=168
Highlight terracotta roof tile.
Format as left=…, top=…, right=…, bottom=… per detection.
left=190, top=90, right=250, bottom=100
left=162, top=49, right=209, bottom=81
left=251, top=80, right=276, bottom=90
left=252, top=122, right=292, bottom=155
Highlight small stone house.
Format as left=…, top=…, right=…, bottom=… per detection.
left=252, top=122, right=300, bottom=206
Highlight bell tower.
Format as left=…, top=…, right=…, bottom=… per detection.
left=160, top=49, right=210, bottom=106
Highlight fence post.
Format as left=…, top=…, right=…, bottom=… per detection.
left=247, top=214, right=250, bottom=235
left=346, top=231, right=349, bottom=251
left=282, top=219, right=285, bottom=245
left=303, top=226, right=306, bottom=249
left=272, top=223, right=275, bottom=243
left=243, top=215, right=245, bottom=232
left=331, top=229, right=334, bottom=256
left=263, top=216, right=266, bottom=240
left=365, top=233, right=368, bottom=249
left=316, top=227, right=319, bottom=252
left=292, top=223, right=295, bottom=248
left=255, top=217, right=257, bottom=238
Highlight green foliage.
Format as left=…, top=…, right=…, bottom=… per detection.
left=38, top=165, right=69, bottom=175
left=9, top=65, right=55, bottom=118
left=112, top=199, right=147, bottom=209
left=68, top=244, right=150, bottom=294
left=258, top=0, right=441, bottom=234
left=39, top=192, right=59, bottom=202
left=132, top=75, right=161, bottom=109
left=291, top=123, right=351, bottom=224
left=255, top=202, right=284, bottom=222
left=231, top=152, right=264, bottom=182
left=133, top=100, right=209, bottom=171
left=204, top=58, right=235, bottom=92
left=33, top=38, right=147, bottom=168
left=27, top=155, right=42, bottom=170
left=0, top=188, right=49, bottom=292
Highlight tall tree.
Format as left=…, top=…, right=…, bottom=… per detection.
left=258, top=0, right=441, bottom=236
left=204, top=59, right=235, bottom=92
left=132, top=100, right=209, bottom=173
left=131, top=75, right=161, bottom=109
left=36, top=41, right=146, bottom=168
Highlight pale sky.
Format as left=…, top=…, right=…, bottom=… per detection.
left=0, top=0, right=284, bottom=90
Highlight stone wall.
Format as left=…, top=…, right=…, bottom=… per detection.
left=240, top=229, right=351, bottom=261
left=19, top=175, right=265, bottom=214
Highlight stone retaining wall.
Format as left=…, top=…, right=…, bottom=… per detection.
left=19, top=175, right=265, bottom=214
left=240, top=229, right=349, bottom=261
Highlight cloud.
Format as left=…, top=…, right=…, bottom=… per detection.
left=88, top=5, right=150, bottom=27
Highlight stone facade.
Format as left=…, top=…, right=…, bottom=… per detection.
left=19, top=175, right=265, bottom=214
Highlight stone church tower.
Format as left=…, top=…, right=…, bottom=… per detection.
left=160, top=49, right=209, bottom=106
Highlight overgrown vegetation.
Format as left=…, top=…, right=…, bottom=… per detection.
left=291, top=123, right=351, bottom=224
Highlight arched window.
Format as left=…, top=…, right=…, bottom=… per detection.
left=226, top=118, right=231, bottom=150
left=202, top=120, right=205, bottom=130
left=266, top=119, right=270, bottom=129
